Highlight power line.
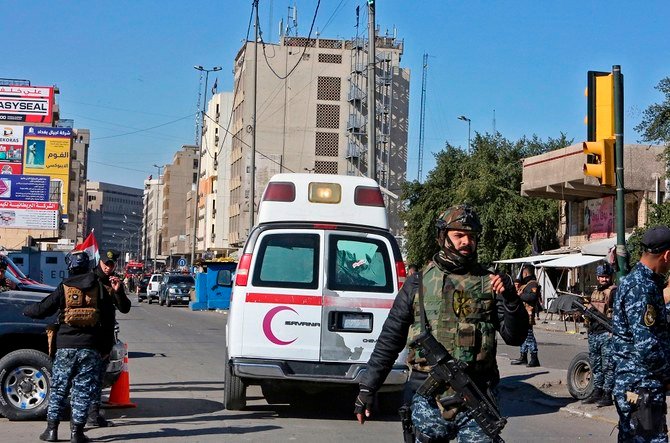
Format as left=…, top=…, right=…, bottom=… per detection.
left=91, top=113, right=196, bottom=141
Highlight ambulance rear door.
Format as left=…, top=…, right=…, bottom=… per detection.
left=239, top=228, right=324, bottom=361
left=320, top=230, right=398, bottom=364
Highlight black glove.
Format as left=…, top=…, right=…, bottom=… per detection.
left=354, top=385, right=374, bottom=417
left=498, top=273, right=519, bottom=304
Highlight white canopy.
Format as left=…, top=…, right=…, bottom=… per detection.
left=494, top=254, right=567, bottom=264
left=538, top=253, right=605, bottom=268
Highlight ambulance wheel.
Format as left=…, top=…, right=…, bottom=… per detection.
left=0, top=349, right=52, bottom=421
left=567, top=352, right=593, bottom=400
left=224, top=351, right=246, bottom=410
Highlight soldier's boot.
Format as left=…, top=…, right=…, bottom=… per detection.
left=582, top=387, right=603, bottom=404
left=526, top=352, right=540, bottom=367
left=39, top=419, right=59, bottom=442
left=87, top=402, right=112, bottom=427
left=70, top=423, right=90, bottom=443
left=596, top=390, right=613, bottom=407
left=510, top=352, right=527, bottom=365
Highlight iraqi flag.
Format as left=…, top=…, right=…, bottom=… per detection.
left=73, top=231, right=100, bottom=265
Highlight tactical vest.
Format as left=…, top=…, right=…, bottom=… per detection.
left=590, top=286, right=614, bottom=319
left=62, top=283, right=100, bottom=327
left=406, top=263, right=497, bottom=377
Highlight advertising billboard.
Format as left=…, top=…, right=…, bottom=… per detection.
left=22, top=126, right=71, bottom=216
left=0, top=175, right=50, bottom=202
left=584, top=196, right=614, bottom=240
left=0, top=125, right=24, bottom=174
left=0, top=86, right=54, bottom=124
left=0, top=201, right=59, bottom=230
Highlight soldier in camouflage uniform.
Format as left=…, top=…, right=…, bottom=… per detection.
left=612, top=226, right=670, bottom=442
left=581, top=263, right=616, bottom=407
left=354, top=204, right=529, bottom=442
left=23, top=250, right=120, bottom=443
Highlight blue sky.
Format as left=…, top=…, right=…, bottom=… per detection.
left=5, top=0, right=670, bottom=188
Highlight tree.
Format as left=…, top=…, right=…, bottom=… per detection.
left=635, top=77, right=670, bottom=146
left=401, top=133, right=569, bottom=266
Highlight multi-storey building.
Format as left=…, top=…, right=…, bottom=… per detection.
left=86, top=181, right=143, bottom=259
left=227, top=32, right=409, bottom=247
left=65, top=128, right=89, bottom=243
left=142, top=176, right=164, bottom=269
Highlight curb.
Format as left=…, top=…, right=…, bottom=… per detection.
left=560, top=404, right=619, bottom=425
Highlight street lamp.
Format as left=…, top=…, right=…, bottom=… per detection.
left=458, top=115, right=472, bottom=153
left=192, top=65, right=222, bottom=270
left=123, top=215, right=141, bottom=261
left=152, top=164, right=164, bottom=272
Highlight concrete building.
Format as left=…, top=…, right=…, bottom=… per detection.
left=197, top=92, right=234, bottom=257
left=65, top=128, right=89, bottom=243
left=521, top=143, right=666, bottom=249
left=142, top=176, right=164, bottom=269
left=86, top=182, right=143, bottom=260
left=226, top=33, right=409, bottom=247
left=160, top=145, right=198, bottom=266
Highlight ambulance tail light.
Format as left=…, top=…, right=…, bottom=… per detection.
left=262, top=182, right=296, bottom=202
left=235, top=253, right=253, bottom=286
left=395, top=260, right=407, bottom=288
left=355, top=186, right=385, bottom=207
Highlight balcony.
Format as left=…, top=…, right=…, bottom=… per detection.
left=347, top=86, right=365, bottom=103
left=346, top=115, right=366, bottom=133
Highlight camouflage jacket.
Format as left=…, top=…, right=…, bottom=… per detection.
left=612, top=262, right=670, bottom=390
left=360, top=263, right=529, bottom=393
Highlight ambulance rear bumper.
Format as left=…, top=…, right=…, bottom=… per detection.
left=231, top=357, right=409, bottom=386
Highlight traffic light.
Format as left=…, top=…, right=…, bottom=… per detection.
left=583, top=138, right=615, bottom=186
left=586, top=71, right=614, bottom=141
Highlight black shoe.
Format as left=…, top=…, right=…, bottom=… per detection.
left=70, top=423, right=91, bottom=443
left=39, top=420, right=59, bottom=442
left=582, top=387, right=604, bottom=405
left=510, top=353, right=528, bottom=365
left=596, top=391, right=613, bottom=407
left=87, top=414, right=113, bottom=428
left=526, top=353, right=540, bottom=367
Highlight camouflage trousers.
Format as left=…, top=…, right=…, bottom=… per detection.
left=410, top=393, right=499, bottom=442
left=613, top=386, right=667, bottom=442
left=47, top=348, right=102, bottom=424
left=519, top=327, right=538, bottom=354
left=587, top=332, right=613, bottom=391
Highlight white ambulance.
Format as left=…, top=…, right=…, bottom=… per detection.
left=224, top=173, right=408, bottom=409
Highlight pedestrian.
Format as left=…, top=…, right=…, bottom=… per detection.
left=510, top=265, right=541, bottom=367
left=87, top=249, right=131, bottom=428
left=611, top=226, right=670, bottom=442
left=354, top=204, right=529, bottom=442
left=22, top=249, right=117, bottom=442
left=580, top=263, right=616, bottom=407
left=0, top=260, right=17, bottom=291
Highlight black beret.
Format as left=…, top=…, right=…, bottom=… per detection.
left=641, top=226, right=670, bottom=254
left=101, top=249, right=120, bottom=264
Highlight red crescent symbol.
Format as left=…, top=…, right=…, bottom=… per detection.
left=262, top=306, right=298, bottom=345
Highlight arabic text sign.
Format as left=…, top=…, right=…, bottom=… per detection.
left=584, top=196, right=614, bottom=239
left=0, top=86, right=54, bottom=124
left=0, top=124, right=24, bottom=174
left=0, top=175, right=49, bottom=202
left=0, top=200, right=58, bottom=230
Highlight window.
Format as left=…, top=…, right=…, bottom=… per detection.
left=328, top=235, right=392, bottom=293
left=193, top=159, right=199, bottom=169
left=252, top=234, right=319, bottom=289
left=217, top=270, right=233, bottom=287
left=46, top=257, right=58, bottom=264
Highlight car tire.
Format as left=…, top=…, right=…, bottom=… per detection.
left=0, top=349, right=52, bottom=421
left=567, top=351, right=593, bottom=400
left=148, top=297, right=152, bottom=305
left=224, top=348, right=246, bottom=410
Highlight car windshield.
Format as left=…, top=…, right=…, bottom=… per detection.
left=167, top=276, right=194, bottom=285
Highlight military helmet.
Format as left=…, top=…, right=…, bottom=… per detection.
left=435, top=204, right=482, bottom=233
left=66, top=251, right=90, bottom=275
left=596, top=263, right=613, bottom=276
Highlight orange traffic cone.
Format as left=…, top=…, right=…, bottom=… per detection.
left=105, top=343, right=137, bottom=408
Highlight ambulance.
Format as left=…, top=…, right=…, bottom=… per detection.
left=224, top=173, right=408, bottom=410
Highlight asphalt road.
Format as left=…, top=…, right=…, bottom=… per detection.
left=1, top=302, right=619, bottom=442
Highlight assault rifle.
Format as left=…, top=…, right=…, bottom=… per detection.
left=571, top=298, right=613, bottom=333
left=410, top=331, right=506, bottom=442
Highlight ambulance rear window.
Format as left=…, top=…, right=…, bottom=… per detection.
left=328, top=235, right=393, bottom=293
left=252, top=234, right=320, bottom=289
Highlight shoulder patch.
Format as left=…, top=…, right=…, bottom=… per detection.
left=644, top=304, right=657, bottom=327
left=531, top=287, right=537, bottom=293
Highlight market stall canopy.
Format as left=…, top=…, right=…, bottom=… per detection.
left=580, top=234, right=631, bottom=256
left=494, top=254, right=568, bottom=264
left=538, top=253, right=605, bottom=268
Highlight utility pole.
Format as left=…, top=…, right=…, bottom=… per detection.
left=366, top=0, right=377, bottom=180
left=250, top=0, right=259, bottom=230
left=613, top=65, right=626, bottom=277
left=418, top=53, right=428, bottom=182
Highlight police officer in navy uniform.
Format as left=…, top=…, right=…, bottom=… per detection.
left=23, top=249, right=127, bottom=443
left=510, top=265, right=541, bottom=367
left=612, top=226, right=670, bottom=442
left=354, top=205, right=528, bottom=442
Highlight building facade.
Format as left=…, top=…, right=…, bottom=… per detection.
left=142, top=176, right=164, bottom=269
left=226, top=33, right=409, bottom=247
left=86, top=182, right=143, bottom=260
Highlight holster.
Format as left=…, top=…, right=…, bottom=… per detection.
left=630, top=388, right=668, bottom=437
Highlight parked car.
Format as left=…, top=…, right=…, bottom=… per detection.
left=146, top=273, right=162, bottom=304
left=159, top=274, right=195, bottom=307
left=0, top=290, right=125, bottom=420
left=136, top=275, right=151, bottom=302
